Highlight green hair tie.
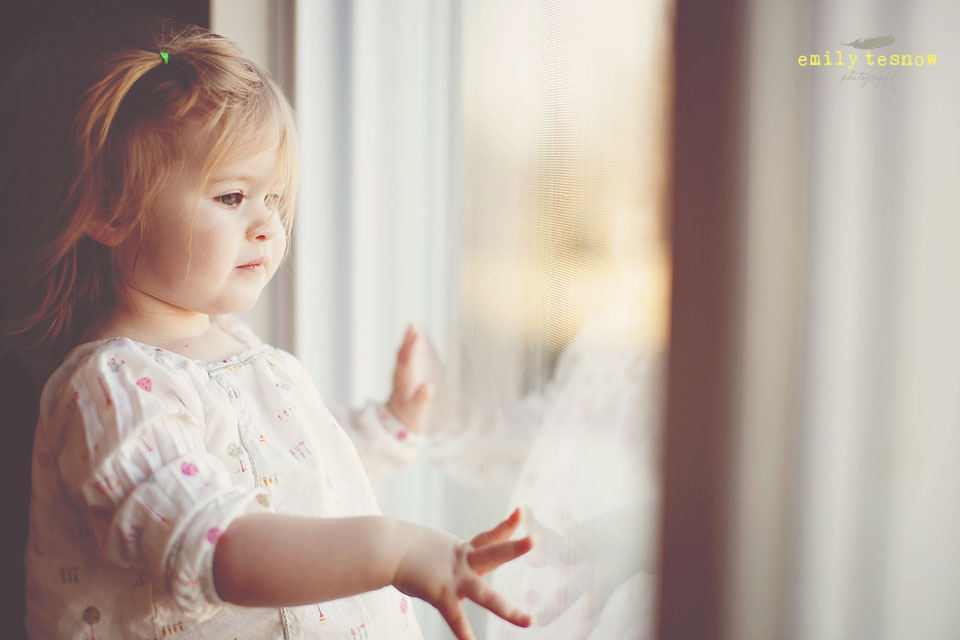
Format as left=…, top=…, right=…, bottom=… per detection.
left=159, top=51, right=169, bottom=64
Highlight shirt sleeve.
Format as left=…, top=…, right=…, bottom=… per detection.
left=328, top=399, right=425, bottom=484
left=54, top=341, right=271, bottom=620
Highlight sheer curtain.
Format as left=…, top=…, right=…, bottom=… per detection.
left=722, top=1, right=960, bottom=639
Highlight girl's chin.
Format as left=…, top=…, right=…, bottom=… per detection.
left=226, top=291, right=267, bottom=313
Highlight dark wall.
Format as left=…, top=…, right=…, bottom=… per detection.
left=0, top=4, right=209, bottom=637
left=0, top=0, right=210, bottom=82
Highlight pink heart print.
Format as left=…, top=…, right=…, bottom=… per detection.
left=136, top=377, right=152, bottom=392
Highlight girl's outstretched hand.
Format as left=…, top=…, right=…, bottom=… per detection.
left=387, top=324, right=434, bottom=433
left=393, top=508, right=534, bottom=640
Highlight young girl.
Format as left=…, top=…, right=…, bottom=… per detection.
left=1, top=14, right=533, bottom=640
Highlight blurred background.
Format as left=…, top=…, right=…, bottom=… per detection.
left=3, top=1, right=959, bottom=639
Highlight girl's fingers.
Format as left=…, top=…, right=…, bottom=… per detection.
left=438, top=599, right=476, bottom=640
left=470, top=507, right=522, bottom=547
left=467, top=536, right=534, bottom=576
left=461, top=577, right=532, bottom=628
left=397, top=325, right=417, bottom=363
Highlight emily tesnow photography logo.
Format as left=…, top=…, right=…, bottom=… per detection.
left=797, top=35, right=939, bottom=92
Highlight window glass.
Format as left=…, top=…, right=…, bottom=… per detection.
left=432, top=0, right=674, bottom=636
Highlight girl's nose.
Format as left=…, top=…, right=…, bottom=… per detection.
left=248, top=201, right=282, bottom=242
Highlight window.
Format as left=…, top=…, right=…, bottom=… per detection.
left=275, top=0, right=672, bottom=636
left=444, top=2, right=672, bottom=637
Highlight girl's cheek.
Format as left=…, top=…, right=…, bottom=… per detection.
left=271, top=225, right=288, bottom=259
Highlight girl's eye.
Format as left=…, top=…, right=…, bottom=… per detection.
left=217, top=192, right=245, bottom=209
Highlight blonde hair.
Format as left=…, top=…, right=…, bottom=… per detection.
left=0, top=13, right=299, bottom=379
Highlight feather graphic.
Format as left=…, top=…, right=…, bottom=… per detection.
left=842, top=35, right=895, bottom=49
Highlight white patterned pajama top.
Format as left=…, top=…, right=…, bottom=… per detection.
left=24, top=314, right=424, bottom=639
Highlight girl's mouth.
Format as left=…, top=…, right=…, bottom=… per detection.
left=237, top=258, right=267, bottom=272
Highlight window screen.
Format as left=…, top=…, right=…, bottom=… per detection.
left=429, top=0, right=674, bottom=637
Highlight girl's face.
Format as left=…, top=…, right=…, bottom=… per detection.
left=114, top=126, right=287, bottom=324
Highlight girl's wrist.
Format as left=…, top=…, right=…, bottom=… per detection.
left=387, top=518, right=423, bottom=585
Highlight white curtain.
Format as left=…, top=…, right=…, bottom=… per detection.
left=729, top=1, right=960, bottom=639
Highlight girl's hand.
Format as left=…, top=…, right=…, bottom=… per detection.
left=387, top=324, right=433, bottom=433
left=393, top=508, right=534, bottom=640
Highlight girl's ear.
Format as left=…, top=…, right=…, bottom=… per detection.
left=85, top=221, right=127, bottom=247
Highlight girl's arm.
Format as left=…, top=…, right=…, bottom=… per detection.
left=213, top=509, right=533, bottom=640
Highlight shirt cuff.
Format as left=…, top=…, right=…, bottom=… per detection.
left=186, top=486, right=273, bottom=613
left=349, top=401, right=425, bottom=483
left=374, top=402, right=424, bottom=448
